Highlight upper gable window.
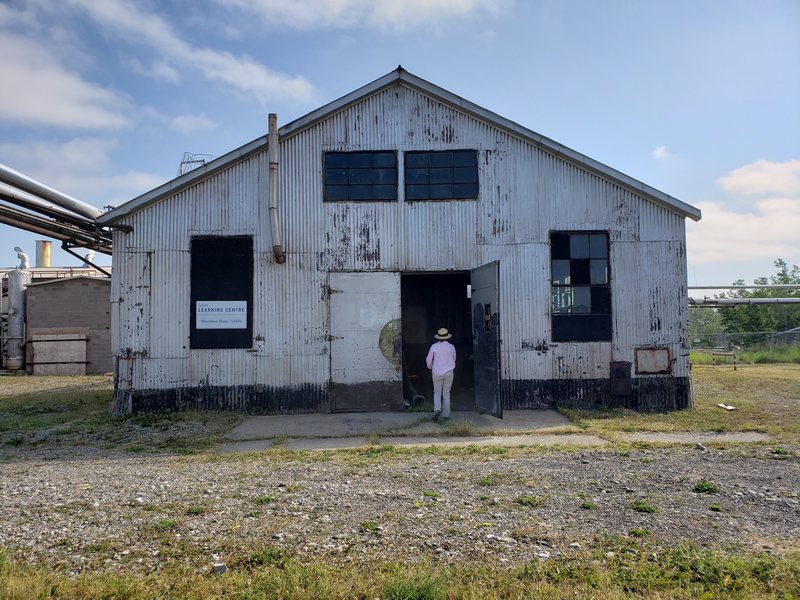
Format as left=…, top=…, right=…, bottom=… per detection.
left=405, top=150, right=478, bottom=201
left=324, top=151, right=398, bottom=202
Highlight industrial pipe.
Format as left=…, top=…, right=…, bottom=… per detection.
left=268, top=113, right=285, bottom=264
left=0, top=162, right=102, bottom=220
left=0, top=181, right=97, bottom=228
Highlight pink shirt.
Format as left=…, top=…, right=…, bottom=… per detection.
left=426, top=341, right=456, bottom=377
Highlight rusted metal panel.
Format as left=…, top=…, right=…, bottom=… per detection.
left=329, top=272, right=401, bottom=410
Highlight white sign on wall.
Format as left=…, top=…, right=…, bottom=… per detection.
left=196, top=301, right=247, bottom=329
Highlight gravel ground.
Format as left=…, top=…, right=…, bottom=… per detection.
left=0, top=443, right=797, bottom=575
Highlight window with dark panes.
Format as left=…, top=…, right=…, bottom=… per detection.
left=190, top=236, right=253, bottom=349
left=550, top=231, right=611, bottom=342
left=405, top=150, right=478, bottom=201
left=324, top=151, right=397, bottom=201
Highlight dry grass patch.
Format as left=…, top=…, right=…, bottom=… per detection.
left=562, top=365, right=800, bottom=442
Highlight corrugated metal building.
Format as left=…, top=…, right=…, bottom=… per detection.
left=99, top=68, right=702, bottom=416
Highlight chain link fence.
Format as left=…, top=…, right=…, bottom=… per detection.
left=690, top=329, right=800, bottom=364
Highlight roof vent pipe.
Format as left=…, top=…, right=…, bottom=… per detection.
left=268, top=113, right=285, bottom=264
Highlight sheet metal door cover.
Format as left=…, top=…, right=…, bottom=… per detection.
left=471, top=261, right=502, bottom=418
left=329, top=272, right=402, bottom=411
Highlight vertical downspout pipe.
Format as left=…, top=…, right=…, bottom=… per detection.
left=268, top=114, right=286, bottom=264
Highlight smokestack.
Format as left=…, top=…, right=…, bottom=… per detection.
left=35, top=240, right=52, bottom=267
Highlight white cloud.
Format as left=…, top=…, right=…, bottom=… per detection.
left=653, top=145, right=673, bottom=161
left=124, top=57, right=181, bottom=83
left=216, top=0, right=509, bottom=30
left=0, top=138, right=164, bottom=207
left=69, top=0, right=315, bottom=105
left=0, top=32, right=132, bottom=129
left=717, top=159, right=800, bottom=197
left=687, top=159, right=800, bottom=266
left=170, top=114, right=217, bottom=134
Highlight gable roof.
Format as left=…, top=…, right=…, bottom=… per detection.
left=98, top=67, right=701, bottom=225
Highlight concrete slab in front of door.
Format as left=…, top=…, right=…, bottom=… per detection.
left=227, top=409, right=574, bottom=442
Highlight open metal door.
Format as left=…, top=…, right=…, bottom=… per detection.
left=471, top=261, right=502, bottom=418
left=329, top=272, right=403, bottom=411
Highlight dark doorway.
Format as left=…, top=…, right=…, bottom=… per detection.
left=401, top=272, right=474, bottom=410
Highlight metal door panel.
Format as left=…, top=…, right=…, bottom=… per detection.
left=330, top=272, right=402, bottom=411
left=471, top=261, right=502, bottom=418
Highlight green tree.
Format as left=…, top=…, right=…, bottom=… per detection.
left=688, top=307, right=723, bottom=348
left=719, top=259, right=800, bottom=346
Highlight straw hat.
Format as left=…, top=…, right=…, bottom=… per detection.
left=434, top=328, right=452, bottom=340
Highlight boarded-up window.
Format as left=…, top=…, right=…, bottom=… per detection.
left=550, top=231, right=612, bottom=341
left=190, top=236, right=253, bottom=349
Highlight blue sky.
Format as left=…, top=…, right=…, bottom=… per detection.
left=1, top=0, right=798, bottom=288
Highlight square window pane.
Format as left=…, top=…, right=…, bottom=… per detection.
left=570, top=259, right=591, bottom=284
left=325, top=153, right=347, bottom=168
left=373, top=168, right=396, bottom=185
left=572, top=286, right=591, bottom=313
left=348, top=153, right=372, bottom=168
left=325, top=185, right=349, bottom=201
left=430, top=183, right=454, bottom=199
left=591, top=287, right=611, bottom=313
left=453, top=183, right=478, bottom=198
left=453, top=150, right=477, bottom=167
left=551, top=260, right=571, bottom=285
left=406, top=184, right=429, bottom=200
left=373, top=185, right=397, bottom=200
left=406, top=168, right=429, bottom=184
left=405, top=153, right=428, bottom=168
left=325, top=169, right=348, bottom=185
left=570, top=234, right=590, bottom=258
left=430, top=167, right=453, bottom=184
left=551, top=288, right=572, bottom=313
left=349, top=184, right=372, bottom=200
left=590, top=234, right=608, bottom=258
left=590, top=259, right=608, bottom=284
left=551, top=233, right=571, bottom=259
left=453, top=166, right=477, bottom=184
left=349, top=169, right=372, bottom=184
left=372, top=152, right=396, bottom=168
left=430, top=152, right=454, bottom=167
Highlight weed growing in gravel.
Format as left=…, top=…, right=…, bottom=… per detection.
left=155, top=519, right=177, bottom=531
left=693, top=480, right=720, bottom=494
left=477, top=494, right=491, bottom=501
left=629, top=528, right=650, bottom=537
left=253, top=496, right=274, bottom=505
left=710, top=504, right=723, bottom=512
left=630, top=500, right=657, bottom=513
left=516, top=495, right=545, bottom=508
left=248, top=546, right=291, bottom=568
left=580, top=501, right=596, bottom=510
left=360, top=520, right=380, bottom=534
left=422, top=490, right=441, bottom=499
left=185, top=506, right=206, bottom=516
left=478, top=475, right=496, bottom=487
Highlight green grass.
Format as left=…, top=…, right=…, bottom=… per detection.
left=693, top=480, right=721, bottom=494
left=630, top=500, right=658, bottom=513
left=422, top=490, right=441, bottom=499
left=1, top=541, right=797, bottom=599
left=516, top=495, right=545, bottom=508
left=580, top=500, right=597, bottom=510
left=0, top=375, right=245, bottom=453
left=561, top=364, right=800, bottom=442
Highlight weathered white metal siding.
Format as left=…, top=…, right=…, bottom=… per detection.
left=111, top=82, right=690, bottom=399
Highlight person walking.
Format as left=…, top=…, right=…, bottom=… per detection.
left=426, top=327, right=456, bottom=422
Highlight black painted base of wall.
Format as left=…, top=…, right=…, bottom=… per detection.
left=503, top=376, right=691, bottom=412
left=112, top=384, right=329, bottom=415
left=112, top=377, right=690, bottom=414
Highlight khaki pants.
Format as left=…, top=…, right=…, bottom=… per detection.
left=432, top=370, right=454, bottom=418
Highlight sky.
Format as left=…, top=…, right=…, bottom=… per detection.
left=0, top=0, right=798, bottom=289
